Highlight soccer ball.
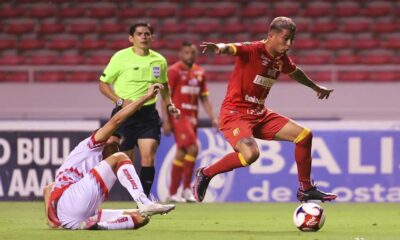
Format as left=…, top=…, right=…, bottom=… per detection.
left=293, top=203, right=325, bottom=232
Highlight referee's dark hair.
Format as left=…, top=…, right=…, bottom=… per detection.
left=129, top=21, right=154, bottom=35
left=182, top=41, right=194, bottom=47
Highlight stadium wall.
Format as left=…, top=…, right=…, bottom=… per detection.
left=3, top=82, right=400, bottom=120
left=0, top=121, right=399, bottom=203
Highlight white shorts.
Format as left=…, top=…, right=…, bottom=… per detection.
left=57, top=161, right=117, bottom=229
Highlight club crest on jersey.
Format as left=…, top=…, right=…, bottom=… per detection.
left=253, top=75, right=276, bottom=88
left=153, top=66, right=161, bottom=78
left=233, top=128, right=240, bottom=137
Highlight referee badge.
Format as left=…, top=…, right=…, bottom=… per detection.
left=152, top=66, right=160, bottom=78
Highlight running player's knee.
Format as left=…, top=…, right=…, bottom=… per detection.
left=112, top=152, right=131, bottom=163
left=293, top=128, right=312, bottom=146
left=237, top=138, right=260, bottom=164
left=187, top=144, right=198, bottom=157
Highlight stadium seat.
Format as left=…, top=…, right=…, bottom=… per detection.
left=148, top=7, right=176, bottom=18
left=338, top=71, right=369, bottom=82
left=343, top=21, right=370, bottom=33
left=189, top=23, right=220, bottom=34
left=294, top=39, right=319, bottom=49
left=0, top=7, right=25, bottom=18
left=6, top=23, right=35, bottom=34
left=30, top=55, right=57, bottom=65
left=296, top=54, right=331, bottom=65
left=79, top=39, right=107, bottom=50
left=273, top=5, right=300, bottom=17
left=18, top=39, right=45, bottom=50
left=247, top=23, right=270, bottom=34
left=59, top=8, right=86, bottom=18
left=334, top=55, right=359, bottom=65
left=371, top=22, right=399, bottom=34
left=108, top=39, right=130, bottom=50
left=334, top=2, right=360, bottom=17
left=69, top=71, right=100, bottom=82
left=220, top=23, right=246, bottom=34
left=353, top=39, right=379, bottom=50
left=309, top=22, right=338, bottom=33
left=305, top=71, right=332, bottom=82
left=151, top=39, right=168, bottom=49
left=322, top=39, right=353, bottom=50
left=117, top=8, right=146, bottom=18
left=57, top=55, right=85, bottom=65
left=86, top=55, right=111, bottom=65
left=38, top=23, right=66, bottom=34
left=4, top=72, right=29, bottom=82
left=210, top=57, right=235, bottom=65
left=303, top=4, right=331, bottom=17
left=28, top=6, right=56, bottom=18
left=363, top=3, right=391, bottom=17
left=369, top=72, right=398, bottom=82
left=359, top=54, right=393, bottom=65
left=0, top=39, right=15, bottom=50
left=179, top=6, right=206, bottom=18
left=159, top=23, right=187, bottom=34
left=240, top=6, right=268, bottom=18
left=97, top=23, right=125, bottom=34
left=35, top=72, right=68, bottom=82
left=87, top=7, right=117, bottom=18
left=205, top=6, right=237, bottom=18
left=48, top=39, right=78, bottom=50
left=69, top=23, right=97, bottom=34
left=0, top=56, right=26, bottom=65
left=383, top=38, right=400, bottom=49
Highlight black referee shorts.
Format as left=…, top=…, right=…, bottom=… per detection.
left=110, top=103, right=162, bottom=151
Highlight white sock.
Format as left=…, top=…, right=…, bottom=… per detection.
left=117, top=163, right=152, bottom=205
left=97, top=216, right=135, bottom=230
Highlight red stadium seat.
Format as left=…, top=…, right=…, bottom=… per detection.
left=353, top=39, right=379, bottom=50
left=369, top=72, right=398, bottom=82
left=48, top=39, right=78, bottom=50
left=87, top=7, right=117, bottom=18
left=86, top=55, right=111, bottom=65
left=35, top=72, right=68, bottom=82
left=70, top=72, right=99, bottom=82
left=5, top=72, right=29, bottom=82
left=57, top=55, right=85, bottom=65
left=273, top=6, right=300, bottom=17
left=151, top=39, right=168, bottom=49
left=69, top=23, right=97, bottom=34
left=210, top=57, right=235, bottom=65
left=247, top=23, right=269, bottom=34
left=0, top=7, right=24, bottom=18
left=6, top=23, right=35, bottom=34
left=371, top=22, right=399, bottom=34
left=334, top=2, right=360, bottom=17
left=108, top=39, right=130, bottom=50
left=148, top=7, right=176, bottom=18
left=28, top=6, right=56, bottom=18
left=303, top=6, right=331, bottom=17
left=0, top=56, right=26, bottom=65
left=309, top=22, right=338, bottom=33
left=118, top=8, right=146, bottom=18
left=18, top=39, right=45, bottom=50
left=334, top=55, right=359, bottom=65
left=343, top=21, right=370, bottom=33
left=159, top=23, right=187, bottom=34
left=305, top=71, right=332, bottom=82
left=294, top=39, right=319, bottom=49
left=383, top=38, right=400, bottom=49
left=59, top=8, right=86, bottom=18
left=240, top=6, right=268, bottom=18
left=359, top=54, right=393, bottom=65
left=38, top=23, right=66, bottom=34
left=338, top=71, right=369, bottom=82
left=189, top=23, right=220, bottom=34
left=297, top=54, right=331, bottom=65
left=97, top=23, right=125, bottom=34
left=322, top=39, right=353, bottom=50
left=220, top=23, right=246, bottom=34
left=165, top=40, right=184, bottom=50
left=79, top=39, right=107, bottom=50
left=30, top=55, right=57, bottom=65
left=0, top=39, right=15, bottom=50
left=363, top=5, right=391, bottom=17
left=179, top=7, right=206, bottom=18
left=206, top=6, right=237, bottom=18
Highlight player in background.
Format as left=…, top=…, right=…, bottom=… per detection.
left=44, top=84, right=175, bottom=230
left=99, top=22, right=180, bottom=197
left=193, top=17, right=337, bottom=203
left=162, top=42, right=218, bottom=203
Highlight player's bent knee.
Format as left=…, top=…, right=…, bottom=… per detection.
left=187, top=144, right=199, bottom=156
left=237, top=138, right=260, bottom=164
left=294, top=128, right=313, bottom=145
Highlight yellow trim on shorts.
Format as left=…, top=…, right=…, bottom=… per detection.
left=173, top=159, right=184, bottom=167
left=293, top=128, right=311, bottom=144
left=238, top=153, right=249, bottom=166
left=184, top=154, right=196, bottom=162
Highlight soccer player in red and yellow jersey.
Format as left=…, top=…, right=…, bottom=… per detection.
left=163, top=42, right=218, bottom=202
left=193, top=17, right=337, bottom=202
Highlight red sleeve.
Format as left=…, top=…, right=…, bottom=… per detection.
left=281, top=54, right=297, bottom=74
left=200, top=73, right=209, bottom=96
left=167, top=67, right=179, bottom=97
left=231, top=42, right=254, bottom=57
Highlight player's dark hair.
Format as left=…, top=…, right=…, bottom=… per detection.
left=182, top=41, right=194, bottom=47
left=269, top=16, right=296, bottom=35
left=129, top=21, right=154, bottom=35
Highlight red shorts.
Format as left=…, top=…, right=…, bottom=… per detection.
left=171, top=116, right=197, bottom=149
left=219, top=108, right=289, bottom=148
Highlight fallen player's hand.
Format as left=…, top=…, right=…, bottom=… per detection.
left=314, top=85, right=334, bottom=100
left=167, top=103, right=181, bottom=119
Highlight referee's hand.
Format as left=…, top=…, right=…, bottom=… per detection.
left=147, top=83, right=164, bottom=98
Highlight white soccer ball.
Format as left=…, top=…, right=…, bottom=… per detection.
left=293, top=203, right=326, bottom=232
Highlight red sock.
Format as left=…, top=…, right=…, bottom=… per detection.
left=169, top=160, right=183, bottom=195
left=182, top=154, right=196, bottom=189
left=203, top=152, right=248, bottom=178
left=294, top=130, right=313, bottom=191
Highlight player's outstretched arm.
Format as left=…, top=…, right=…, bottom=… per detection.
left=289, top=67, right=334, bottom=100
left=200, top=42, right=235, bottom=55
left=43, top=182, right=57, bottom=228
left=93, top=84, right=164, bottom=142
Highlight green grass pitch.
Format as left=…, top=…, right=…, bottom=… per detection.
left=0, top=202, right=399, bottom=240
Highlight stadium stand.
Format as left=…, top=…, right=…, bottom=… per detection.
left=0, top=0, right=399, bottom=82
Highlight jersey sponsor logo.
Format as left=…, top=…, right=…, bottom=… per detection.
left=260, top=54, right=270, bottom=66
left=245, top=94, right=265, bottom=105
left=233, top=128, right=240, bottom=137
left=253, top=75, right=276, bottom=88
left=188, top=77, right=199, bottom=86
left=181, top=85, right=200, bottom=95
left=181, top=103, right=198, bottom=110
left=152, top=66, right=160, bottom=78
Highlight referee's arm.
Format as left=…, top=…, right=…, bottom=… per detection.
left=99, top=81, right=120, bottom=104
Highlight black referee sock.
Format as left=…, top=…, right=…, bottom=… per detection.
left=140, top=167, right=155, bottom=197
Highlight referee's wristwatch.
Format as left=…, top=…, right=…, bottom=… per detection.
left=116, top=98, right=124, bottom=107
